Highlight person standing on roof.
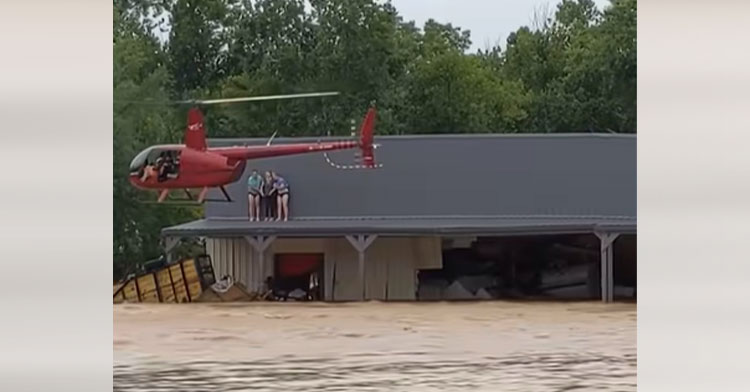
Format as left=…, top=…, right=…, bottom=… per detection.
left=261, top=171, right=276, bottom=221
left=272, top=171, right=291, bottom=221
left=247, top=169, right=263, bottom=221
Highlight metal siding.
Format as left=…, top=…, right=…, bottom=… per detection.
left=233, top=239, right=243, bottom=287
left=231, top=239, right=238, bottom=278
left=206, top=239, right=215, bottom=274
left=413, top=237, right=442, bottom=270
left=207, top=238, right=255, bottom=290
left=244, top=238, right=258, bottom=292
left=365, top=239, right=388, bottom=300
left=245, top=239, right=254, bottom=290
left=266, top=247, right=275, bottom=284
left=324, top=246, right=335, bottom=301
left=222, top=238, right=230, bottom=278
left=220, top=238, right=229, bottom=280
left=222, top=239, right=231, bottom=280
left=241, top=237, right=263, bottom=293
left=324, top=238, right=349, bottom=301
left=205, top=237, right=423, bottom=301
left=385, top=238, right=416, bottom=300
left=231, top=239, right=240, bottom=284
left=216, top=238, right=225, bottom=279
left=331, top=239, right=360, bottom=301
left=235, top=239, right=243, bottom=287
left=219, top=238, right=227, bottom=279
left=212, top=238, right=223, bottom=279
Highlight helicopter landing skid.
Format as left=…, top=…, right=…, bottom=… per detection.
left=138, top=186, right=233, bottom=205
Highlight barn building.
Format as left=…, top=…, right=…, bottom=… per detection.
left=162, top=133, right=636, bottom=302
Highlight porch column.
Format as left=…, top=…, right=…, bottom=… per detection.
left=346, top=234, right=378, bottom=300
left=244, top=235, right=276, bottom=292
left=595, top=231, right=620, bottom=303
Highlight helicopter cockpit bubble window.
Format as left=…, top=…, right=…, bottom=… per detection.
left=129, top=146, right=158, bottom=174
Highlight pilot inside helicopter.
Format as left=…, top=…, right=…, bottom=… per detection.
left=138, top=150, right=180, bottom=182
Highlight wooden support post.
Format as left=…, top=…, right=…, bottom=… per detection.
left=245, top=235, right=276, bottom=292
left=167, top=266, right=177, bottom=303
left=133, top=276, right=141, bottom=303
left=595, top=231, right=619, bottom=303
left=153, top=272, right=163, bottom=302
left=346, top=234, right=377, bottom=300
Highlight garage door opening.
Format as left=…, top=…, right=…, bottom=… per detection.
left=613, top=234, right=637, bottom=301
left=273, top=253, right=324, bottom=301
left=417, top=234, right=636, bottom=301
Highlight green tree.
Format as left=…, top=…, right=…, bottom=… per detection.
left=405, top=52, right=529, bottom=133
left=499, top=0, right=636, bottom=132
left=114, top=2, right=198, bottom=280
left=167, top=0, right=236, bottom=95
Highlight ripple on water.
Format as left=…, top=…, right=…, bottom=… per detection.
left=114, top=351, right=636, bottom=392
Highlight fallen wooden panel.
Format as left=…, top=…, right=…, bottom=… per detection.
left=136, top=274, right=159, bottom=302
left=113, top=257, right=216, bottom=304
left=156, top=269, right=176, bottom=303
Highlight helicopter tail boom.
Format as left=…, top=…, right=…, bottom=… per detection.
left=212, top=106, right=379, bottom=166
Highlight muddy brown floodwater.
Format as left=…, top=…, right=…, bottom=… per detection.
left=114, top=301, right=636, bottom=392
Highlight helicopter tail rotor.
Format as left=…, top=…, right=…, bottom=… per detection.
left=323, top=106, right=382, bottom=170
left=358, top=107, right=377, bottom=168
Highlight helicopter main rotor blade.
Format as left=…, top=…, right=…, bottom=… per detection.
left=114, top=91, right=340, bottom=106
left=188, top=91, right=340, bottom=105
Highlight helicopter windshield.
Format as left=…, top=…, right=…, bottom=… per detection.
left=129, top=147, right=157, bottom=174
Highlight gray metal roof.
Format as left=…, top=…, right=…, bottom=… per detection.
left=163, top=133, right=636, bottom=237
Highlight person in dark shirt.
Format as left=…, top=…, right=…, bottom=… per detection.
left=261, top=171, right=277, bottom=221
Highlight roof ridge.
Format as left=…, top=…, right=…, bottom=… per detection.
left=204, top=214, right=636, bottom=222
left=209, top=133, right=636, bottom=144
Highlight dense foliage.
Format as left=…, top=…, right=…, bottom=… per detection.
left=113, top=0, right=636, bottom=278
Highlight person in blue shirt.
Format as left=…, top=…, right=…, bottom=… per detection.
left=247, top=169, right=263, bottom=221
left=272, top=171, right=291, bottom=221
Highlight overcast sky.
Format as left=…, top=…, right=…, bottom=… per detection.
left=387, top=0, right=613, bottom=51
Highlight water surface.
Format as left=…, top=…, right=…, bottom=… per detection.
left=114, top=301, right=636, bottom=391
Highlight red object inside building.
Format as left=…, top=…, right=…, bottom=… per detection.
left=275, top=254, right=323, bottom=278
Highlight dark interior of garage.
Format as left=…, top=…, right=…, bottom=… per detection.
left=417, top=234, right=636, bottom=301
left=272, top=253, right=324, bottom=300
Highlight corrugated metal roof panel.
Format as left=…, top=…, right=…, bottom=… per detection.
left=203, top=133, right=636, bottom=220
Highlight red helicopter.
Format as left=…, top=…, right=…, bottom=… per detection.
left=128, top=92, right=378, bottom=203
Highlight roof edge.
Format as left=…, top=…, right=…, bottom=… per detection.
left=198, top=214, right=637, bottom=222
left=209, top=132, right=636, bottom=145
left=161, top=217, right=637, bottom=238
